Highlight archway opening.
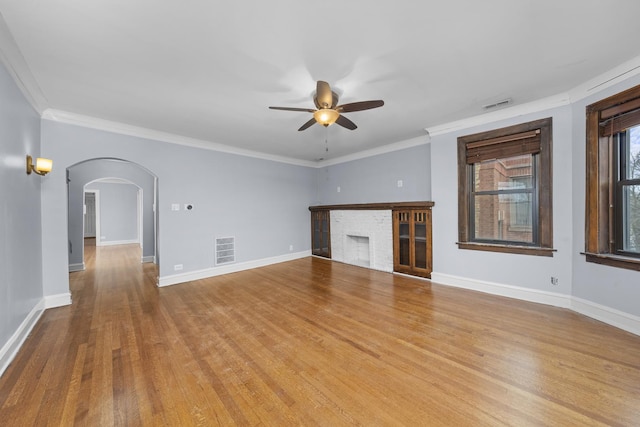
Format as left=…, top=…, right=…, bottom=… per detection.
left=66, top=158, right=159, bottom=277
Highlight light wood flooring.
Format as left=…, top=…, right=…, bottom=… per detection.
left=1, top=242, right=640, bottom=425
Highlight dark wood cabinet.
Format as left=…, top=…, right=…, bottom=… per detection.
left=310, top=209, right=331, bottom=258
left=393, top=208, right=432, bottom=278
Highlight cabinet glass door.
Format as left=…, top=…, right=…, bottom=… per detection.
left=414, top=211, right=427, bottom=269
left=311, top=210, right=331, bottom=258
left=398, top=211, right=411, bottom=267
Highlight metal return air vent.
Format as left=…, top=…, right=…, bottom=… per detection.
left=215, top=237, right=235, bottom=265
left=482, top=98, right=512, bottom=110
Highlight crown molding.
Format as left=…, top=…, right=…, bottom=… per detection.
left=425, top=93, right=571, bottom=137
left=0, top=13, right=48, bottom=114
left=315, top=134, right=430, bottom=167
left=567, top=54, right=640, bottom=103
left=425, top=54, right=640, bottom=138
left=41, top=109, right=317, bottom=168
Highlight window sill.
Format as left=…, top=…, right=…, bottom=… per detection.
left=457, top=242, right=555, bottom=257
left=583, top=252, right=640, bottom=272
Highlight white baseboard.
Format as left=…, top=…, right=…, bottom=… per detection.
left=571, top=297, right=640, bottom=337
left=45, top=293, right=72, bottom=308
left=68, top=263, right=85, bottom=272
left=98, top=239, right=139, bottom=247
left=431, top=272, right=571, bottom=308
left=431, top=271, right=640, bottom=336
left=0, top=293, right=71, bottom=378
left=141, top=255, right=156, bottom=264
left=0, top=300, right=45, bottom=377
left=158, top=250, right=312, bottom=287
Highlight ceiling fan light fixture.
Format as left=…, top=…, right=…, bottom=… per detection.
left=313, top=109, right=340, bottom=126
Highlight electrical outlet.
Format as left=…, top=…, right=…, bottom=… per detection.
left=171, top=203, right=180, bottom=211
left=289, top=244, right=293, bottom=251
left=550, top=276, right=559, bottom=286
left=174, top=264, right=183, bottom=271
left=337, top=186, right=341, bottom=193
left=397, top=179, right=403, bottom=188
left=100, top=236, right=106, bottom=240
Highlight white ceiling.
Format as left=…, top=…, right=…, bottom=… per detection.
left=2, top=1, right=640, bottom=163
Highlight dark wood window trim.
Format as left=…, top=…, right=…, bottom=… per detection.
left=457, top=117, right=554, bottom=255
left=585, top=83, right=640, bottom=271
left=457, top=242, right=555, bottom=257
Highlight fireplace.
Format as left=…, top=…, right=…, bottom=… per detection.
left=330, top=210, right=393, bottom=272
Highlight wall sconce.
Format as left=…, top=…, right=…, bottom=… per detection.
left=26, top=155, right=53, bottom=176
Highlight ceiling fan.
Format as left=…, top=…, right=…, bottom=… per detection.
left=269, top=81, right=384, bottom=131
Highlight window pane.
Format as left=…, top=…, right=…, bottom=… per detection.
left=622, top=184, right=640, bottom=253
left=473, top=154, right=533, bottom=191
left=626, top=126, right=640, bottom=180
left=474, top=193, right=533, bottom=243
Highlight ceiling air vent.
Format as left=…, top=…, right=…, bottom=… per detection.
left=215, top=236, right=235, bottom=265
left=482, top=98, right=512, bottom=110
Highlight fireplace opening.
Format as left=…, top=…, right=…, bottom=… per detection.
left=346, top=235, right=370, bottom=267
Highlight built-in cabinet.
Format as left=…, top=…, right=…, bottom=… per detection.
left=310, top=202, right=433, bottom=278
left=393, top=208, right=432, bottom=278
left=310, top=209, right=331, bottom=258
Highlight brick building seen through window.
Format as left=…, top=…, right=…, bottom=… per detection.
left=473, top=154, right=533, bottom=243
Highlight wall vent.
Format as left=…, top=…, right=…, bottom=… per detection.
left=215, top=237, right=235, bottom=265
left=482, top=98, right=512, bottom=110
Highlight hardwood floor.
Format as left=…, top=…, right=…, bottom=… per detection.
left=1, top=243, right=640, bottom=426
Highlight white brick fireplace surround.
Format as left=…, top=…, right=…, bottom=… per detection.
left=330, top=210, right=393, bottom=272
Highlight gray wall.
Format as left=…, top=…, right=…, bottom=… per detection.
left=0, top=62, right=43, bottom=358
left=86, top=181, right=140, bottom=245
left=315, top=140, right=431, bottom=205
left=67, top=159, right=156, bottom=268
left=40, top=121, right=316, bottom=297
left=430, top=106, right=575, bottom=296
left=570, top=73, right=640, bottom=316
left=428, top=77, right=640, bottom=318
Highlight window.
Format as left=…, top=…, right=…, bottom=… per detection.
left=585, top=84, right=640, bottom=270
left=457, top=118, right=553, bottom=256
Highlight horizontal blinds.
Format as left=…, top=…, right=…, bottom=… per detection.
left=600, top=107, right=640, bottom=137
left=465, top=129, right=540, bottom=164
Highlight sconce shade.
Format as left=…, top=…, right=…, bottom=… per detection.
left=313, top=109, right=340, bottom=127
left=26, top=155, right=53, bottom=176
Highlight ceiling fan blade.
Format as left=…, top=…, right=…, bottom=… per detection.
left=336, top=100, right=384, bottom=113
left=269, top=106, right=316, bottom=113
left=298, top=118, right=317, bottom=131
left=335, top=114, right=357, bottom=130
left=316, top=81, right=333, bottom=109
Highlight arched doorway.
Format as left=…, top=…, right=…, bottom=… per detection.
left=67, top=158, right=159, bottom=273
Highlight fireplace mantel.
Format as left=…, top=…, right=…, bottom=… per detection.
left=310, top=201, right=434, bottom=212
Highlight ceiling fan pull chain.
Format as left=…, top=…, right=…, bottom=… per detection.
left=325, top=127, right=329, bottom=154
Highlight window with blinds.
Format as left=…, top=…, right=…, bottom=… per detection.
left=457, top=117, right=554, bottom=256
left=586, top=85, right=640, bottom=268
